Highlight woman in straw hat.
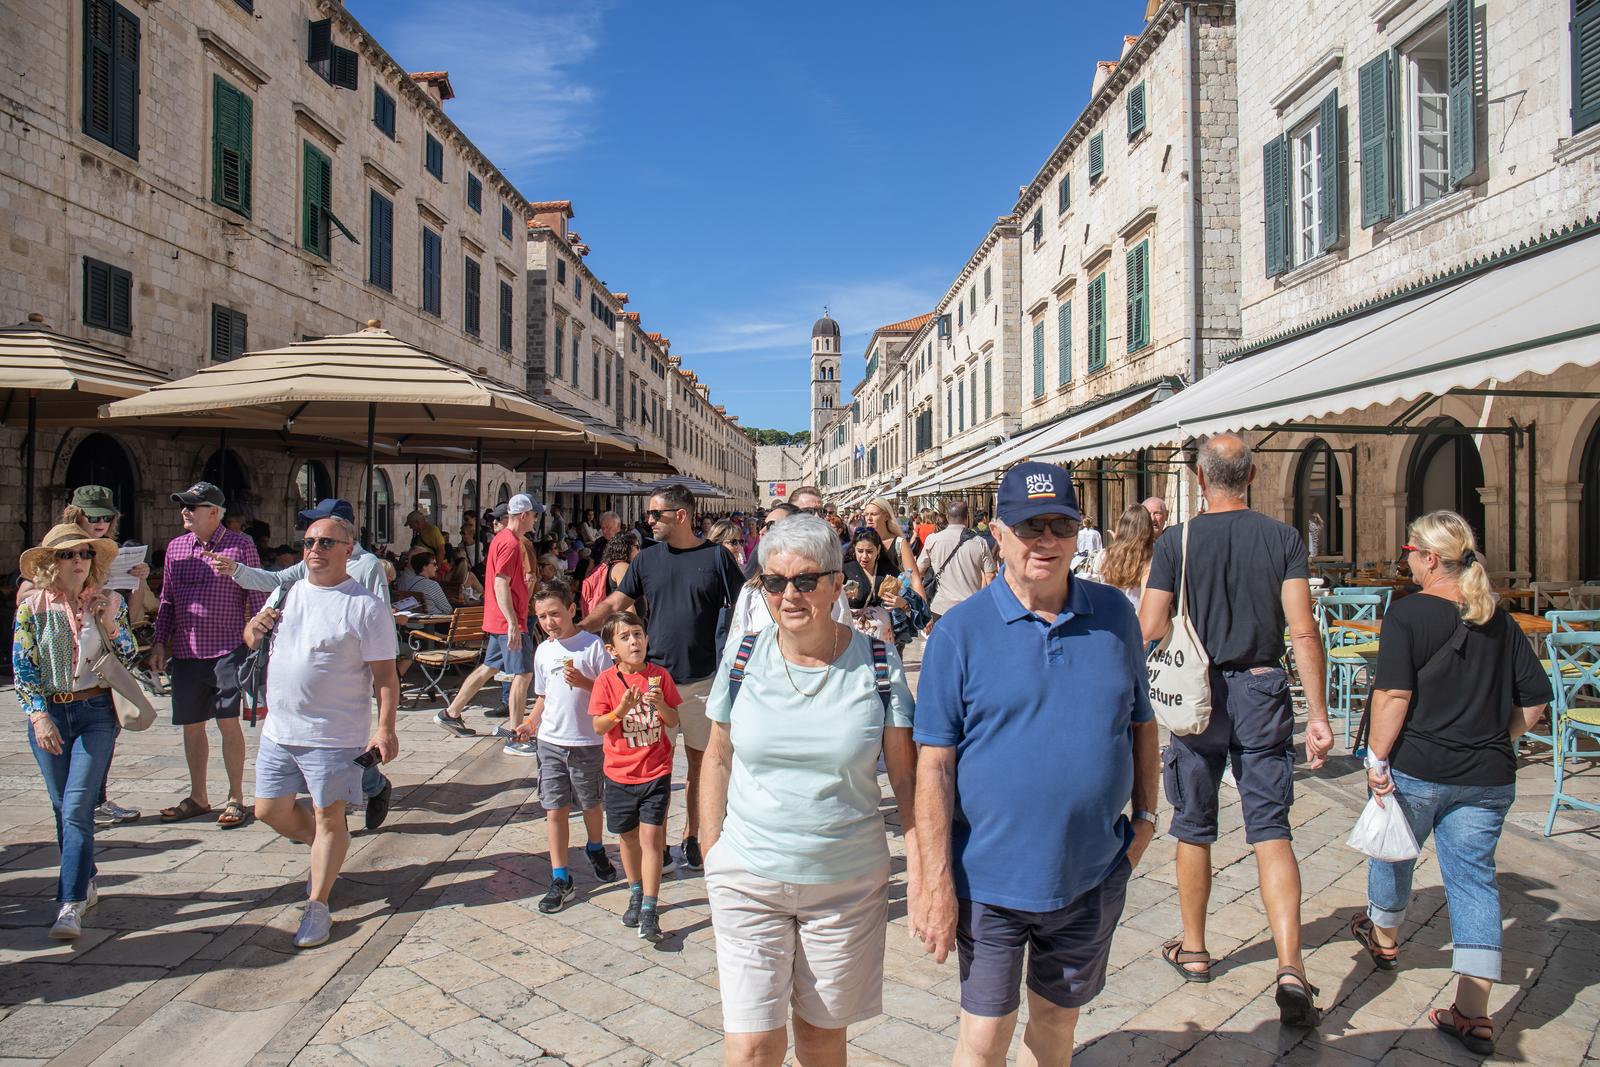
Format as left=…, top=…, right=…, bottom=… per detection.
left=13, top=523, right=140, bottom=940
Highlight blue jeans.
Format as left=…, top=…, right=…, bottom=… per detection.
left=28, top=695, right=118, bottom=903
left=1367, top=769, right=1515, bottom=980
left=360, top=763, right=387, bottom=799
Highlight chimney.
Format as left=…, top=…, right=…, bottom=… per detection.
left=529, top=200, right=574, bottom=241
left=1092, top=60, right=1118, bottom=97
left=408, top=71, right=455, bottom=107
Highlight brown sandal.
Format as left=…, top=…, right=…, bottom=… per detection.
left=159, top=797, right=212, bottom=822
left=1349, top=915, right=1400, bottom=970
left=1275, top=966, right=1322, bottom=1028
left=1430, top=1005, right=1494, bottom=1055
left=216, top=799, right=248, bottom=829
left=1161, top=939, right=1213, bottom=983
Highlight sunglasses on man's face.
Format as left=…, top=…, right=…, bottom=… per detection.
left=647, top=508, right=681, bottom=523
left=796, top=506, right=823, bottom=516
left=1012, top=516, right=1081, bottom=540
left=180, top=504, right=217, bottom=514
left=55, top=549, right=97, bottom=561
left=759, top=570, right=839, bottom=595
left=298, top=536, right=351, bottom=552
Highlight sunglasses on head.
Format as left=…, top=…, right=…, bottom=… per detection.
left=298, top=536, right=351, bottom=552
left=759, top=570, right=839, bottom=595
left=1012, top=516, right=1081, bottom=540
left=55, top=548, right=97, bottom=561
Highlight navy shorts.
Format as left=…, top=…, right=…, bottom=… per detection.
left=484, top=630, right=535, bottom=675
left=170, top=646, right=246, bottom=726
left=1164, top=665, right=1295, bottom=845
left=603, top=774, right=671, bottom=834
left=956, top=857, right=1132, bottom=1017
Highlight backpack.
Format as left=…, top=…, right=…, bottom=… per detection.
left=726, top=628, right=892, bottom=712
left=922, top=527, right=977, bottom=604
left=580, top=564, right=609, bottom=617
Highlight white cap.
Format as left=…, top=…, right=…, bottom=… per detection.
left=507, top=493, right=542, bottom=515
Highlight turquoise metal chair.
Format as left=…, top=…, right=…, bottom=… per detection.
left=1334, top=586, right=1392, bottom=613
left=1316, top=593, right=1385, bottom=748
left=1547, top=609, right=1600, bottom=634
left=1525, top=613, right=1600, bottom=750
left=1544, top=631, right=1600, bottom=835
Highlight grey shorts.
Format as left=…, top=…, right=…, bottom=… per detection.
left=1164, top=665, right=1296, bottom=845
left=254, top=736, right=364, bottom=810
left=537, top=740, right=604, bottom=811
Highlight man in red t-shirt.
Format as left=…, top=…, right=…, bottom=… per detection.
left=436, top=494, right=540, bottom=737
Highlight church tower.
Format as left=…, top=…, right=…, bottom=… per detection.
left=810, top=309, right=840, bottom=441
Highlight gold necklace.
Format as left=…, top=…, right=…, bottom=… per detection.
left=778, top=623, right=843, bottom=698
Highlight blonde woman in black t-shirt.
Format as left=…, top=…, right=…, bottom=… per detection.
left=1354, top=510, right=1551, bottom=1057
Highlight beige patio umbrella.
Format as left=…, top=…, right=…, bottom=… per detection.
left=100, top=320, right=605, bottom=527
left=0, top=314, right=169, bottom=543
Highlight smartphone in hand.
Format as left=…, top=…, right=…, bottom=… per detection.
left=352, top=745, right=383, bottom=768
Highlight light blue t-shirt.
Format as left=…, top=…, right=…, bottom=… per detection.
left=706, top=626, right=914, bottom=884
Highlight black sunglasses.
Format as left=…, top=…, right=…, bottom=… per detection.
left=796, top=506, right=823, bottom=516
left=759, top=570, right=839, bottom=595
left=1012, top=516, right=1081, bottom=540
left=647, top=508, right=683, bottom=522
left=298, top=536, right=351, bottom=552
left=54, top=548, right=97, bottom=561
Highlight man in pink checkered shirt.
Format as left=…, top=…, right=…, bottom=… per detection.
left=151, top=481, right=265, bottom=829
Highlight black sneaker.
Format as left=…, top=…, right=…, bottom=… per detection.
left=661, top=846, right=676, bottom=874
left=621, top=888, right=643, bottom=928
left=538, top=878, right=575, bottom=914
left=637, top=908, right=663, bottom=942
left=434, top=711, right=476, bottom=737
left=587, top=846, right=618, bottom=882
left=680, top=836, right=703, bottom=871
left=364, top=776, right=392, bottom=831
left=483, top=704, right=510, bottom=719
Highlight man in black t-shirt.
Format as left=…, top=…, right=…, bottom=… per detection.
left=1139, top=432, right=1333, bottom=1027
left=581, top=484, right=744, bottom=874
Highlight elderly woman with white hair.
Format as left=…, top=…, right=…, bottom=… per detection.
left=700, top=515, right=918, bottom=1066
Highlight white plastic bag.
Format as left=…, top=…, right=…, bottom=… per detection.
left=1347, top=794, right=1420, bottom=862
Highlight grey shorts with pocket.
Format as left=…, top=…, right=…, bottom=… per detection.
left=1163, top=664, right=1295, bottom=845
left=537, top=740, right=604, bottom=812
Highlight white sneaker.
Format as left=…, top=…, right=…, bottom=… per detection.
left=95, top=801, right=140, bottom=823
left=85, top=879, right=99, bottom=912
left=50, top=902, right=84, bottom=940
left=295, top=901, right=332, bottom=948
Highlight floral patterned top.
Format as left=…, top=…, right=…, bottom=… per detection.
left=12, top=589, right=138, bottom=717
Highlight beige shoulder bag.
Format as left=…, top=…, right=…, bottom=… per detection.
left=1145, top=522, right=1213, bottom=735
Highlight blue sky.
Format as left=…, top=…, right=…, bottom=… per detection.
left=349, top=0, right=1152, bottom=432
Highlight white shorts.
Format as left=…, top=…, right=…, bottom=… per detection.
left=253, top=735, right=364, bottom=810
left=705, top=840, right=890, bottom=1033
left=672, top=675, right=714, bottom=751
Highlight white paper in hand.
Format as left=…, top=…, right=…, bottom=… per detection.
left=1347, top=794, right=1420, bottom=862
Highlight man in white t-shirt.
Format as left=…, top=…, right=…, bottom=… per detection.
left=245, top=516, right=398, bottom=950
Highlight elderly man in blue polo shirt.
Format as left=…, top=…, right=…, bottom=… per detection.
left=913, top=461, right=1158, bottom=1067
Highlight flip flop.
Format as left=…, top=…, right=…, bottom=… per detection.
left=216, top=799, right=248, bottom=829
left=159, top=797, right=212, bottom=822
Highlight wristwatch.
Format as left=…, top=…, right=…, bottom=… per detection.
left=1132, top=809, right=1158, bottom=826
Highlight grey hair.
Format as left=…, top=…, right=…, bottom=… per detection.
left=1197, top=433, right=1253, bottom=497
left=308, top=515, right=359, bottom=544
left=756, top=514, right=842, bottom=572
left=599, top=510, right=620, bottom=524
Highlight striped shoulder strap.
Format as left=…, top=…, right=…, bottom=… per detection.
left=726, top=630, right=763, bottom=707
left=869, top=637, right=892, bottom=713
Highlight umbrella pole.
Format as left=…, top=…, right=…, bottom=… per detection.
left=581, top=460, right=588, bottom=522
left=474, top=436, right=483, bottom=565
left=218, top=427, right=227, bottom=500
left=540, top=448, right=549, bottom=538
left=23, top=394, right=36, bottom=548
left=364, top=403, right=376, bottom=544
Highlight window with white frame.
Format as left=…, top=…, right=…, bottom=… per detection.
left=1292, top=119, right=1323, bottom=265
left=1398, top=18, right=1451, bottom=213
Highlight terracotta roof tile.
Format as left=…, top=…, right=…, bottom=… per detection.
left=407, top=71, right=455, bottom=101
left=529, top=200, right=574, bottom=215
left=876, top=311, right=935, bottom=334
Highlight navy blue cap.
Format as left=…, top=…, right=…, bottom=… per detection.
left=996, top=462, right=1080, bottom=525
left=298, top=498, right=356, bottom=528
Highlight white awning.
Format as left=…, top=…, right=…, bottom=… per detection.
left=940, top=387, right=1162, bottom=490
left=1045, top=230, right=1600, bottom=464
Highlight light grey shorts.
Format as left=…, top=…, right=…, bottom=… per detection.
left=254, top=736, right=364, bottom=810
left=671, top=675, right=715, bottom=752
left=537, top=740, right=605, bottom=811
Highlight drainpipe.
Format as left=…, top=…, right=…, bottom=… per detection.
left=1183, top=3, right=1203, bottom=383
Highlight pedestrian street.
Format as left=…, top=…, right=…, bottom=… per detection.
left=2, top=638, right=1597, bottom=1067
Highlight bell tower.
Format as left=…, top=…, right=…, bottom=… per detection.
left=810, top=309, right=840, bottom=440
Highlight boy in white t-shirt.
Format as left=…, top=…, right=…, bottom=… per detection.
left=514, top=580, right=618, bottom=913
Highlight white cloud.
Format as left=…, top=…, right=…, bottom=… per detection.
left=349, top=0, right=608, bottom=173
left=681, top=272, right=947, bottom=358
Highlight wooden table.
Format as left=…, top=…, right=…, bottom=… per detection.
left=1509, top=613, right=1590, bottom=636
left=395, top=612, right=454, bottom=629
left=1496, top=588, right=1536, bottom=604
left=1329, top=619, right=1382, bottom=635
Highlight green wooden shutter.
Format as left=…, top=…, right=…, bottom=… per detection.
left=1089, top=132, right=1105, bottom=181
left=1058, top=301, right=1072, bottom=383
left=970, top=368, right=978, bottom=424
left=211, top=78, right=251, bottom=216
left=1318, top=89, right=1341, bottom=251
left=1088, top=274, right=1107, bottom=370
left=1358, top=53, right=1394, bottom=226
left=463, top=257, right=480, bottom=336
left=110, top=5, right=139, bottom=158
left=369, top=191, right=393, bottom=291
left=1577, top=0, right=1600, bottom=132
left=984, top=359, right=993, bottom=419
left=422, top=228, right=441, bottom=315
left=1127, top=82, right=1146, bottom=140
left=499, top=280, right=513, bottom=352
left=1058, top=174, right=1071, bottom=214
left=302, top=143, right=331, bottom=257
left=1126, top=242, right=1149, bottom=351
left=1447, top=0, right=1478, bottom=185
left=84, top=258, right=111, bottom=329
left=83, top=0, right=115, bottom=146
left=1032, top=321, right=1046, bottom=397
left=1263, top=134, right=1290, bottom=277
left=554, top=324, right=564, bottom=376
left=211, top=305, right=246, bottom=361
left=109, top=265, right=131, bottom=333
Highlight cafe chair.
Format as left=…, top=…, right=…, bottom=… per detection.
left=1564, top=585, right=1600, bottom=611
left=1334, top=585, right=1392, bottom=614
left=1316, top=593, right=1385, bottom=748
left=1543, top=631, right=1600, bottom=835
left=1530, top=581, right=1576, bottom=615
left=407, top=606, right=487, bottom=706
left=1489, top=570, right=1531, bottom=588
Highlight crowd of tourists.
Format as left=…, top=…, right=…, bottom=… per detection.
left=11, top=431, right=1548, bottom=1062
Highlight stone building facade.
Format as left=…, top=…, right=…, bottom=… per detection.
left=756, top=445, right=807, bottom=505
left=0, top=0, right=532, bottom=558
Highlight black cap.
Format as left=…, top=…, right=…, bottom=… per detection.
left=171, top=481, right=226, bottom=508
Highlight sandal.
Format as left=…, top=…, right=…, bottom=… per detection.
left=159, top=797, right=213, bottom=822
left=216, top=800, right=248, bottom=829
left=1275, top=966, right=1322, bottom=1028
left=1349, top=915, right=1400, bottom=971
left=1161, top=939, right=1213, bottom=983
left=1430, top=1005, right=1494, bottom=1055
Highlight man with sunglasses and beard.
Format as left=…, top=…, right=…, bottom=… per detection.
left=245, top=516, right=398, bottom=949
left=582, top=483, right=746, bottom=874
left=913, top=462, right=1158, bottom=1066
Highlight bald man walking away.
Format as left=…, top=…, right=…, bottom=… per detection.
left=1139, top=432, right=1333, bottom=1028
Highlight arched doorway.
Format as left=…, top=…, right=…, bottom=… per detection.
left=419, top=474, right=440, bottom=519
left=294, top=460, right=332, bottom=514
left=65, top=434, right=139, bottom=540
left=462, top=478, right=478, bottom=525
left=1293, top=439, right=1344, bottom=557
left=202, top=449, right=249, bottom=506
left=368, top=469, right=393, bottom=546
left=1580, top=421, right=1600, bottom=579
left=497, top=482, right=510, bottom=505
left=1407, top=418, right=1485, bottom=543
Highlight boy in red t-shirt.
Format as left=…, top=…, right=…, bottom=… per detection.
left=590, top=610, right=680, bottom=942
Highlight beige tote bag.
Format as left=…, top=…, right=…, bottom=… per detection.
left=1146, top=522, right=1213, bottom=735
